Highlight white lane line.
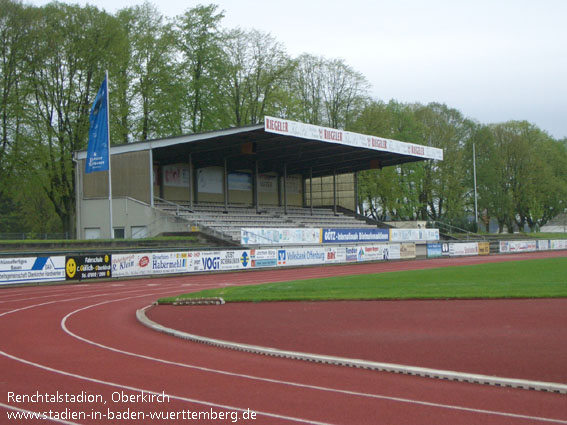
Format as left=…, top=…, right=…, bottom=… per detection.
left=0, top=402, right=80, bottom=425
left=0, top=350, right=333, bottom=425
left=61, top=296, right=567, bottom=424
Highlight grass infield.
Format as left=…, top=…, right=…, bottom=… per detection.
left=158, top=257, right=567, bottom=304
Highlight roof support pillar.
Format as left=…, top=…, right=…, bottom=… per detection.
left=283, top=163, right=288, bottom=215
left=224, top=158, right=228, bottom=213
left=333, top=168, right=337, bottom=216
left=149, top=149, right=154, bottom=208
left=188, top=153, right=193, bottom=210
left=353, top=171, right=358, bottom=216
left=255, top=160, right=260, bottom=214
left=310, top=167, right=313, bottom=216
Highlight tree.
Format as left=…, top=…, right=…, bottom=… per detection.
left=0, top=0, right=33, bottom=216
left=219, top=28, right=294, bottom=126
left=175, top=4, right=225, bottom=133
left=23, top=3, right=126, bottom=234
left=118, top=2, right=180, bottom=141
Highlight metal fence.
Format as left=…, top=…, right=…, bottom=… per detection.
left=0, top=233, right=71, bottom=241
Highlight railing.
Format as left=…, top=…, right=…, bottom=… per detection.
left=240, top=229, right=278, bottom=244
left=432, top=221, right=486, bottom=241
left=152, top=198, right=240, bottom=245
left=154, top=197, right=194, bottom=215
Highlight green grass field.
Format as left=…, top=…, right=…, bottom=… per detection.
left=158, top=257, right=567, bottom=304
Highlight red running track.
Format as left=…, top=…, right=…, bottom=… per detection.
left=0, top=251, right=566, bottom=425
left=148, top=298, right=567, bottom=383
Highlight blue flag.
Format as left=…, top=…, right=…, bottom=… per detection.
left=85, top=76, right=109, bottom=173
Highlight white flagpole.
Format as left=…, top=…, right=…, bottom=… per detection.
left=106, top=70, right=114, bottom=239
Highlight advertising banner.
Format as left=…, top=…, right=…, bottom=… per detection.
left=0, top=256, right=66, bottom=285
left=163, top=165, right=190, bottom=187
left=228, top=172, right=252, bottom=191
left=276, top=248, right=326, bottom=267
left=151, top=252, right=190, bottom=274
left=551, top=240, right=567, bottom=250
left=241, top=228, right=321, bottom=245
left=259, top=174, right=277, bottom=193
left=220, top=250, right=251, bottom=271
left=191, top=251, right=222, bottom=272
left=264, top=116, right=443, bottom=161
left=400, top=243, right=417, bottom=259
left=499, top=240, right=537, bottom=253
left=65, top=255, right=112, bottom=281
left=112, top=253, right=152, bottom=277
left=323, top=247, right=346, bottom=264
left=250, top=249, right=277, bottom=268
left=358, top=244, right=400, bottom=261
left=197, top=167, right=223, bottom=194
left=427, top=243, right=443, bottom=258
left=449, top=243, right=479, bottom=257
left=388, top=244, right=401, bottom=260
left=478, top=242, right=491, bottom=256
left=321, top=228, right=389, bottom=244
left=345, top=247, right=358, bottom=262
left=390, top=229, right=440, bottom=242
left=537, top=240, right=550, bottom=251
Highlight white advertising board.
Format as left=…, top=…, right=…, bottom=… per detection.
left=276, top=247, right=326, bottom=267
left=163, top=164, right=190, bottom=187
left=151, top=252, right=191, bottom=274
left=197, top=167, right=223, bottom=194
left=449, top=242, right=479, bottom=256
left=390, top=229, right=439, bottom=242
left=265, top=116, right=443, bottom=161
left=220, top=250, right=252, bottom=271
left=323, top=247, right=346, bottom=264
left=0, top=256, right=66, bottom=285
left=550, top=240, right=567, bottom=250
left=250, top=249, right=277, bottom=268
left=112, top=253, right=152, bottom=277
left=499, top=240, right=537, bottom=253
left=241, top=228, right=321, bottom=245
left=537, top=240, right=550, bottom=251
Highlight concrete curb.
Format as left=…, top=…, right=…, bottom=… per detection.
left=137, top=305, right=567, bottom=395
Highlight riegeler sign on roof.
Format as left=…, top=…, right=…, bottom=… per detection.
left=264, top=116, right=443, bottom=161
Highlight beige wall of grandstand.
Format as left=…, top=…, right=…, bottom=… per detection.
left=83, top=151, right=152, bottom=204
left=305, top=173, right=355, bottom=211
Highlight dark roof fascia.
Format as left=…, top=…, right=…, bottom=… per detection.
left=75, top=124, right=264, bottom=160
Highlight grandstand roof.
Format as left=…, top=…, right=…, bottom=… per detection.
left=76, top=116, right=443, bottom=177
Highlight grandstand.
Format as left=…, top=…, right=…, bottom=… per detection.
left=153, top=200, right=377, bottom=243
left=74, top=116, right=443, bottom=244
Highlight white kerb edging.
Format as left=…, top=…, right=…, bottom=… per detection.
left=137, top=305, right=567, bottom=395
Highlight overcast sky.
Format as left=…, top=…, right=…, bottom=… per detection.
left=28, top=0, right=567, bottom=139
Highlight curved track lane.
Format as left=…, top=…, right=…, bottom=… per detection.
left=1, top=252, right=567, bottom=424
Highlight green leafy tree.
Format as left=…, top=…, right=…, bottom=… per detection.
left=219, top=28, right=294, bottom=126
left=118, top=2, right=180, bottom=141
left=23, top=3, right=126, bottom=234
left=175, top=4, right=226, bottom=133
